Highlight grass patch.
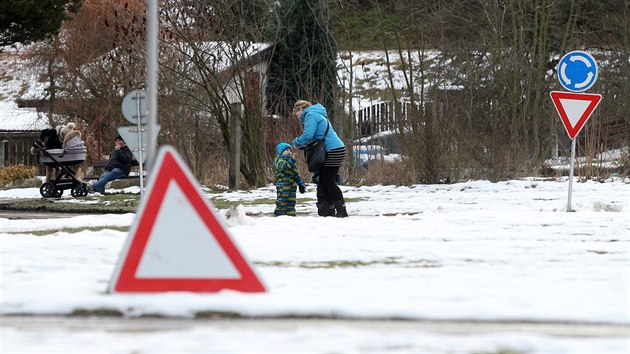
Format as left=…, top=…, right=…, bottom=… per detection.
left=381, top=212, right=422, bottom=216
left=0, top=193, right=360, bottom=215
left=72, top=308, right=124, bottom=317
left=232, top=197, right=276, bottom=205
left=204, top=198, right=234, bottom=210
left=10, top=225, right=129, bottom=236
left=210, top=197, right=320, bottom=209
left=201, top=186, right=233, bottom=194
left=256, top=258, right=441, bottom=269
left=254, top=261, right=291, bottom=267
left=473, top=349, right=525, bottom=354
left=209, top=197, right=288, bottom=209
left=0, top=198, right=137, bottom=213
left=96, top=193, right=140, bottom=202
left=195, top=311, right=244, bottom=319
left=301, top=260, right=387, bottom=268
left=0, top=193, right=267, bottom=214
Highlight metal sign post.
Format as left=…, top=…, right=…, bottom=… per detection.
left=117, top=125, right=161, bottom=174
left=567, top=139, right=576, bottom=211
left=146, top=0, right=159, bottom=174
left=552, top=50, right=601, bottom=212
left=135, top=91, right=145, bottom=195
left=121, top=89, right=148, bottom=197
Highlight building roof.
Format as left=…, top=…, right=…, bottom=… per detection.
left=0, top=47, right=50, bottom=132
left=0, top=102, right=50, bottom=132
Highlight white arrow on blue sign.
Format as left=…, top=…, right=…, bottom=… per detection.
left=557, top=50, right=598, bottom=92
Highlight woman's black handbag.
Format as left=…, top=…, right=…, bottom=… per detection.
left=304, top=121, right=330, bottom=172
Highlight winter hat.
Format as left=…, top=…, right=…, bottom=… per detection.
left=276, top=142, right=291, bottom=155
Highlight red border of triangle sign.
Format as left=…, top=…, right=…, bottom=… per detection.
left=550, top=91, right=602, bottom=140
left=109, top=145, right=266, bottom=293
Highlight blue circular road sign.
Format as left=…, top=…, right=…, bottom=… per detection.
left=557, top=51, right=598, bottom=92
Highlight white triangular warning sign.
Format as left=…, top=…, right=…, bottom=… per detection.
left=550, top=91, right=602, bottom=139
left=108, top=145, right=265, bottom=293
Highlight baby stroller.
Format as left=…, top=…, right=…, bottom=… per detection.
left=35, top=141, right=89, bottom=198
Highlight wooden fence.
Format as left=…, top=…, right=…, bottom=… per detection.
left=353, top=102, right=421, bottom=139
left=0, top=132, right=41, bottom=169
left=353, top=101, right=630, bottom=150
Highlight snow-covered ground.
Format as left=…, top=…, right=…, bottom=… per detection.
left=1, top=177, right=628, bottom=353
left=2, top=44, right=629, bottom=354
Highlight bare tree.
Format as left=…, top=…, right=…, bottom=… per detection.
left=27, top=0, right=147, bottom=161
left=159, top=0, right=271, bottom=186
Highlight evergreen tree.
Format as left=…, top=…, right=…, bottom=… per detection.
left=229, top=0, right=270, bottom=38
left=0, top=0, right=83, bottom=47
left=266, top=0, right=338, bottom=118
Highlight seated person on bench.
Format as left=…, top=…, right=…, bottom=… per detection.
left=89, top=135, right=134, bottom=194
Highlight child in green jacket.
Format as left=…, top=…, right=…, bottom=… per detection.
left=274, top=143, right=306, bottom=216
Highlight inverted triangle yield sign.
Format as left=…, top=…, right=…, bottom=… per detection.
left=550, top=91, right=602, bottom=139
left=109, top=145, right=265, bottom=293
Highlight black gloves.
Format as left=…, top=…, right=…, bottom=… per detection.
left=298, top=184, right=306, bottom=194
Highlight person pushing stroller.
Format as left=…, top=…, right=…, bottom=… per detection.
left=32, top=122, right=89, bottom=198
left=30, top=126, right=63, bottom=182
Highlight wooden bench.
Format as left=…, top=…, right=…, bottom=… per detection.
left=84, top=159, right=143, bottom=181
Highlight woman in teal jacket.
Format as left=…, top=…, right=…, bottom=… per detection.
left=292, top=100, right=348, bottom=217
